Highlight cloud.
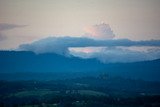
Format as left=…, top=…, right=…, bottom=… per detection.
left=18, top=36, right=99, bottom=55
left=0, top=23, right=27, bottom=31
left=70, top=47, right=160, bottom=63
left=18, top=36, right=160, bottom=54
left=84, top=23, right=115, bottom=39
left=17, top=36, right=160, bottom=63
left=0, top=23, right=27, bottom=42
left=11, top=21, right=160, bottom=63
left=94, top=47, right=160, bottom=63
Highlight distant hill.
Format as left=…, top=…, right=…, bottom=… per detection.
left=0, top=51, right=160, bottom=81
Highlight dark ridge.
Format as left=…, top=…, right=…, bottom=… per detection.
left=0, top=51, right=160, bottom=81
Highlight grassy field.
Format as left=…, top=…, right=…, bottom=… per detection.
left=1, top=78, right=160, bottom=107
left=9, top=89, right=60, bottom=98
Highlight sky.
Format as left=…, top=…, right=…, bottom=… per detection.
left=0, top=0, right=160, bottom=49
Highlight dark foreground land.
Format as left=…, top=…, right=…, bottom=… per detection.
left=0, top=76, right=160, bottom=107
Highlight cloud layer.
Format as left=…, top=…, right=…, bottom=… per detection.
left=16, top=23, right=160, bottom=62
left=18, top=36, right=160, bottom=63
left=70, top=47, right=160, bottom=63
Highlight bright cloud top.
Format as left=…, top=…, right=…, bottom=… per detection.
left=84, top=23, right=115, bottom=40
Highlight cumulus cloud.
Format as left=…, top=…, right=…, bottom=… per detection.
left=84, top=23, right=115, bottom=39
left=0, top=23, right=27, bottom=31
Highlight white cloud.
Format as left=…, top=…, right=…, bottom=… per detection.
left=84, top=23, right=115, bottom=40
left=69, top=47, right=160, bottom=63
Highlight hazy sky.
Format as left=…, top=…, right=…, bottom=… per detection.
left=0, top=0, right=160, bottom=49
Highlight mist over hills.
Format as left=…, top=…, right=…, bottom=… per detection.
left=18, top=36, right=160, bottom=63
left=0, top=51, right=160, bottom=81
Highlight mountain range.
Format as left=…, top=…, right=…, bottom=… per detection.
left=0, top=51, right=160, bottom=81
